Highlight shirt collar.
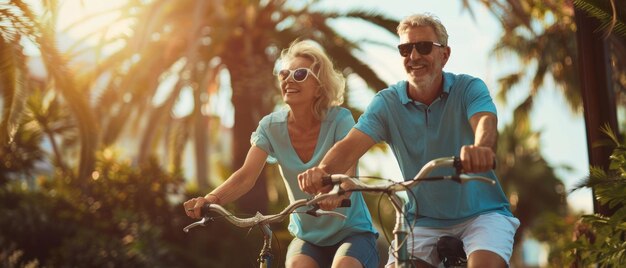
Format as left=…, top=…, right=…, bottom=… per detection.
left=396, top=72, right=452, bottom=105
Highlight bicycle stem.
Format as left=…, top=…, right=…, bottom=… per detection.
left=257, top=224, right=273, bottom=268
left=389, top=194, right=413, bottom=268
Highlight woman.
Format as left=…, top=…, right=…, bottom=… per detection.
left=184, top=40, right=379, bottom=268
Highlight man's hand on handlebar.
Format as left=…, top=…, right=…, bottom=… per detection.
left=459, top=145, right=495, bottom=173
left=298, top=167, right=329, bottom=195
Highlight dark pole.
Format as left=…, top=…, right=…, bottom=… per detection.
left=574, top=7, right=618, bottom=216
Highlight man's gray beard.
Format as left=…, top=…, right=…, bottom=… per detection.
left=409, top=79, right=429, bottom=92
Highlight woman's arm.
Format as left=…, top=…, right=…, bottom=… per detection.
left=184, top=146, right=268, bottom=218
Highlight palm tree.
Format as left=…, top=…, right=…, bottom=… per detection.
left=463, top=0, right=625, bottom=130
left=1, top=1, right=39, bottom=148
left=461, top=1, right=579, bottom=131
left=55, top=0, right=398, bottom=213
left=573, top=0, right=626, bottom=38
left=1, top=0, right=97, bottom=185
left=573, top=0, right=626, bottom=111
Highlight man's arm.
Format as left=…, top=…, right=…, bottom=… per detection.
left=460, top=112, right=497, bottom=173
left=298, top=128, right=375, bottom=194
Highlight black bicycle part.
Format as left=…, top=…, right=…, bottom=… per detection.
left=200, top=203, right=212, bottom=216
left=321, top=176, right=332, bottom=186
left=452, top=156, right=497, bottom=174
left=436, top=236, right=467, bottom=267
left=305, top=199, right=351, bottom=217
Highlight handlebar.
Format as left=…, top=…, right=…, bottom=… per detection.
left=322, top=156, right=495, bottom=194
left=183, top=192, right=351, bottom=233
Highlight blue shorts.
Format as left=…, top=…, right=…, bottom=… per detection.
left=286, top=232, right=379, bottom=268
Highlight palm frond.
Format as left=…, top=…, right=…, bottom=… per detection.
left=340, top=9, right=399, bottom=36
left=0, top=6, right=34, bottom=146
left=496, top=72, right=522, bottom=104
left=0, top=1, right=40, bottom=42
left=600, top=124, right=620, bottom=145
left=574, top=0, right=626, bottom=38
left=512, top=96, right=533, bottom=134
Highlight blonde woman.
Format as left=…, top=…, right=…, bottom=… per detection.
left=184, top=40, right=379, bottom=268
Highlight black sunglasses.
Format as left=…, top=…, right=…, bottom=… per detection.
left=397, top=41, right=444, bottom=57
left=277, top=68, right=319, bottom=82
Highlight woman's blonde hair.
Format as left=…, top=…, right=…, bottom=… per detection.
left=397, top=13, right=449, bottom=46
left=278, top=40, right=346, bottom=120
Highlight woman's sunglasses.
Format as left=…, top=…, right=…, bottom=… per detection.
left=277, top=68, right=319, bottom=83
left=397, top=41, right=444, bottom=57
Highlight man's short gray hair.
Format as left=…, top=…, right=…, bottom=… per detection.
left=397, top=13, right=449, bottom=46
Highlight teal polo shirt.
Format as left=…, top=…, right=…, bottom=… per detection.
left=354, top=72, right=512, bottom=227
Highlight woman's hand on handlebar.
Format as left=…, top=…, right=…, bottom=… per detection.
left=460, top=145, right=495, bottom=173
left=298, top=167, right=329, bottom=195
left=316, top=191, right=351, bottom=211
left=183, top=195, right=218, bottom=219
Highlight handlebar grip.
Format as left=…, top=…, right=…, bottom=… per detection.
left=339, top=199, right=351, bottom=208
left=201, top=203, right=211, bottom=216
left=322, top=176, right=332, bottom=186
left=453, top=156, right=462, bottom=173
left=453, top=156, right=497, bottom=172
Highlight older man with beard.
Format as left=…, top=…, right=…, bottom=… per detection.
left=298, top=13, right=519, bottom=268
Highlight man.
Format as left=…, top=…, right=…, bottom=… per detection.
left=298, top=13, right=519, bottom=268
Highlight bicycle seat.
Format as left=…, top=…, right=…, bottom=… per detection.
left=436, top=236, right=467, bottom=267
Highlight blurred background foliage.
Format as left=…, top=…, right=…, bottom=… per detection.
left=0, top=0, right=625, bottom=267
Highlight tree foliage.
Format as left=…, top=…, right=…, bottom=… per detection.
left=566, top=126, right=626, bottom=267
left=0, top=152, right=280, bottom=267
left=3, top=0, right=617, bottom=266
left=465, top=0, right=626, bottom=132
left=573, top=0, right=626, bottom=39
left=0, top=0, right=398, bottom=266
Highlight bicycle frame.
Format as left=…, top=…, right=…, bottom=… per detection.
left=322, top=156, right=495, bottom=268
left=258, top=224, right=273, bottom=268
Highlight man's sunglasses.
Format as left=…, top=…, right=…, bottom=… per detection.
left=277, top=68, right=319, bottom=82
left=397, top=41, right=444, bottom=57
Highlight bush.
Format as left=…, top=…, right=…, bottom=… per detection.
left=0, top=155, right=268, bottom=267
left=568, top=127, right=626, bottom=267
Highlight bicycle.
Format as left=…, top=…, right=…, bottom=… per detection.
left=183, top=193, right=351, bottom=268
left=321, top=156, right=495, bottom=268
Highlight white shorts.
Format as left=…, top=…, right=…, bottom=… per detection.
left=385, top=212, right=520, bottom=267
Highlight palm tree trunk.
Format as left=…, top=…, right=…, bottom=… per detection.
left=193, top=80, right=209, bottom=191
left=574, top=5, right=619, bottom=216
left=137, top=79, right=184, bottom=164
left=227, top=54, right=275, bottom=214
left=39, top=33, right=97, bottom=184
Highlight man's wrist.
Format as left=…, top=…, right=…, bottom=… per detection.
left=205, top=193, right=221, bottom=204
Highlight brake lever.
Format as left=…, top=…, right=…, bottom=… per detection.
left=459, top=174, right=495, bottom=185
left=183, top=217, right=209, bottom=233
left=304, top=204, right=347, bottom=219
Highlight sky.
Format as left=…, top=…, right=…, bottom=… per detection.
left=47, top=0, right=593, bottom=214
